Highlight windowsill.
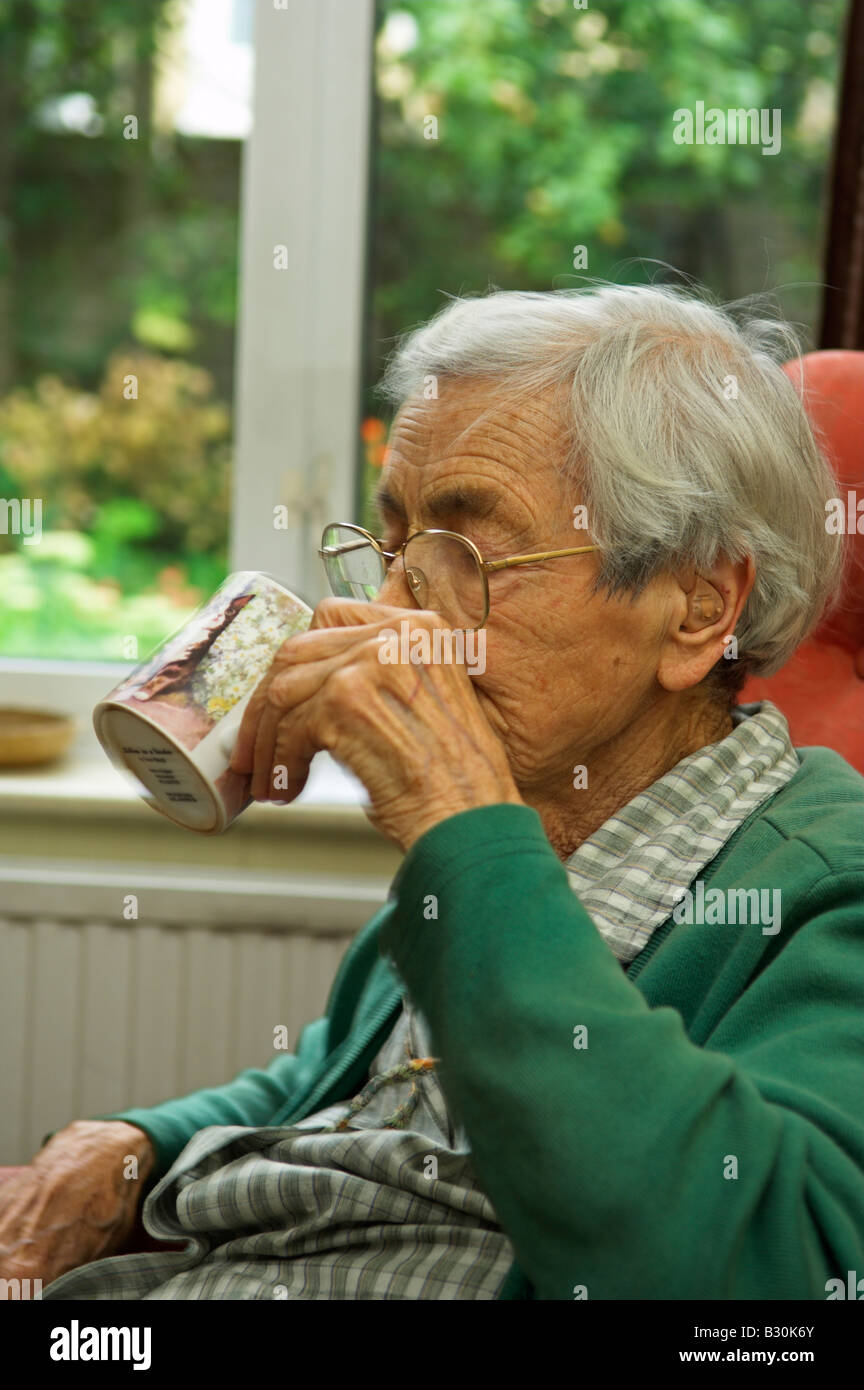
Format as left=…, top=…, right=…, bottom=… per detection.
left=0, top=731, right=376, bottom=834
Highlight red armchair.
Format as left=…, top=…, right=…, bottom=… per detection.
left=740, top=350, right=864, bottom=772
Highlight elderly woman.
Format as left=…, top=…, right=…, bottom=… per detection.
left=8, top=285, right=864, bottom=1301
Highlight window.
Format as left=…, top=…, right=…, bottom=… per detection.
left=0, top=0, right=256, bottom=665
left=360, top=0, right=849, bottom=525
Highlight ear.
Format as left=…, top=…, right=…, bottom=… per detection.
left=658, top=556, right=755, bottom=693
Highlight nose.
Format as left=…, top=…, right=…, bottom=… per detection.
left=377, top=551, right=419, bottom=611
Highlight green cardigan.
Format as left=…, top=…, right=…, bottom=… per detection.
left=109, top=745, right=864, bottom=1300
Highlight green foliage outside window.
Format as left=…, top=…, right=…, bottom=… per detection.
left=0, top=351, right=228, bottom=658
left=361, top=0, right=846, bottom=525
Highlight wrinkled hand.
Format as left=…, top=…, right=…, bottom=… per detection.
left=231, top=599, right=523, bottom=851
left=0, top=1120, right=155, bottom=1288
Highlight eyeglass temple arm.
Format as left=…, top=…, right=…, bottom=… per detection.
left=484, top=545, right=600, bottom=573
left=319, top=537, right=598, bottom=566
left=319, top=538, right=389, bottom=558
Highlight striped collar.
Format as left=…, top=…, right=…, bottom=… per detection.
left=564, top=700, right=800, bottom=964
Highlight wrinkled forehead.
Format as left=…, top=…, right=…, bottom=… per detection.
left=376, top=381, right=575, bottom=532
left=386, top=379, right=569, bottom=475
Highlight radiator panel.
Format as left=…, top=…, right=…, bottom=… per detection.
left=0, top=916, right=356, bottom=1165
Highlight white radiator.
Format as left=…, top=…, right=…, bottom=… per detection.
left=0, top=868, right=385, bottom=1164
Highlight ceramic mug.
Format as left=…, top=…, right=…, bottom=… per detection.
left=93, top=571, right=313, bottom=833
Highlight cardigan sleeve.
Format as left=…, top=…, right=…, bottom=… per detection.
left=379, top=802, right=864, bottom=1300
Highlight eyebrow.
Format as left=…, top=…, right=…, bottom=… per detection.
left=372, top=483, right=406, bottom=521
left=373, top=480, right=505, bottom=526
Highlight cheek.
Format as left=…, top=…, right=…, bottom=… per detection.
left=474, top=592, right=659, bottom=740
left=563, top=598, right=659, bottom=704
left=470, top=610, right=577, bottom=727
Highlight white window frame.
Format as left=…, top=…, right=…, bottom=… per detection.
left=230, top=0, right=375, bottom=601
left=0, top=0, right=375, bottom=726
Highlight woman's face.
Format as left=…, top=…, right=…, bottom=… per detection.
left=373, top=379, right=686, bottom=801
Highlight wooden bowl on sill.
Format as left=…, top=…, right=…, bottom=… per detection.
left=0, top=708, right=77, bottom=767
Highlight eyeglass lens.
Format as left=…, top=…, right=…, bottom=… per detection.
left=321, top=525, right=486, bottom=627
left=403, top=532, right=486, bottom=628
left=321, top=524, right=386, bottom=600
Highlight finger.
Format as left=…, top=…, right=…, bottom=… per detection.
left=249, top=696, right=284, bottom=800
left=272, top=607, right=448, bottom=688
left=232, top=623, right=376, bottom=774
left=233, top=646, right=343, bottom=778
left=233, top=612, right=402, bottom=775
left=309, top=596, right=389, bottom=629
left=232, top=674, right=278, bottom=775
left=272, top=618, right=442, bottom=673
left=309, top=597, right=437, bottom=631
left=237, top=608, right=455, bottom=793
left=269, top=714, right=320, bottom=803
left=249, top=650, right=351, bottom=797
left=247, top=649, right=347, bottom=798
left=280, top=619, right=390, bottom=662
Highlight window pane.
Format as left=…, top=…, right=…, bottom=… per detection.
left=361, top=0, right=847, bottom=525
left=0, top=0, right=254, bottom=660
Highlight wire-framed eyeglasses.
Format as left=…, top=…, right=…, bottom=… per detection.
left=319, top=521, right=600, bottom=629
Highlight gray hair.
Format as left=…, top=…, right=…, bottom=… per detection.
left=378, top=284, right=844, bottom=692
